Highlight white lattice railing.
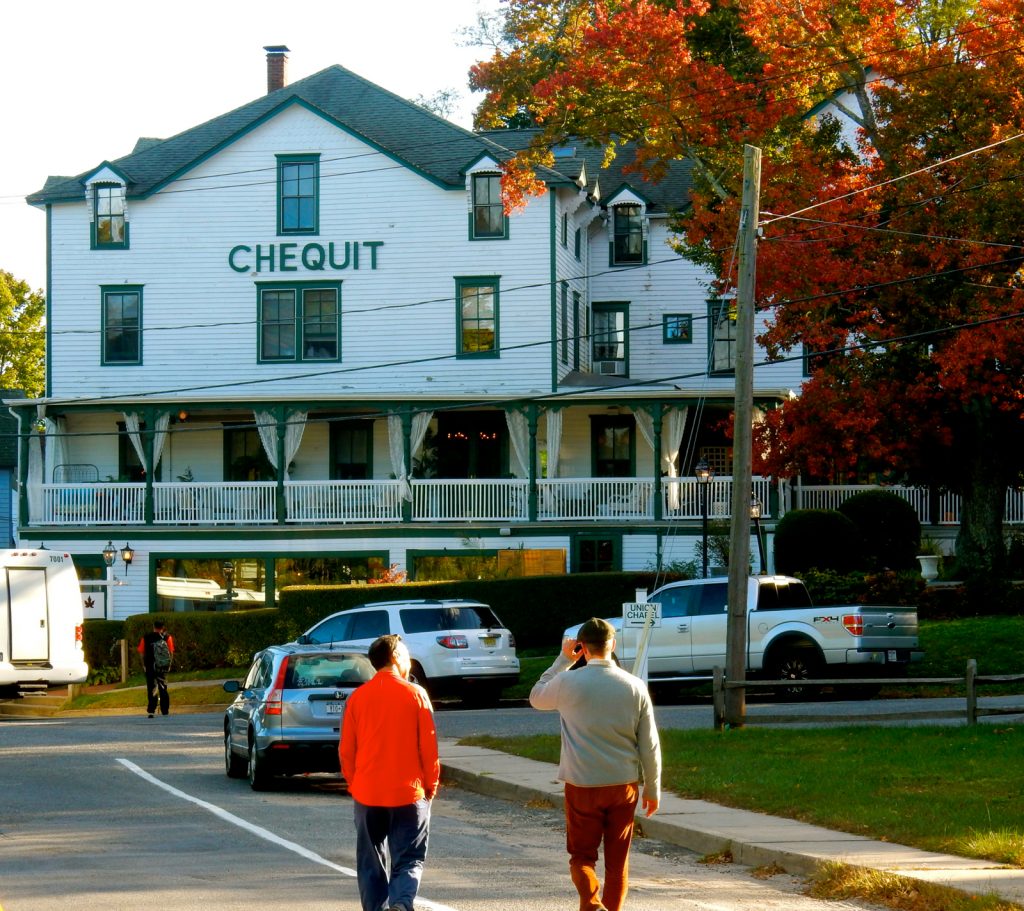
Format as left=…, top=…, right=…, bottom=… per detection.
left=153, top=482, right=277, bottom=524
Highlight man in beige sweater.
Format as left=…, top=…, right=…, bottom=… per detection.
left=530, top=617, right=661, bottom=911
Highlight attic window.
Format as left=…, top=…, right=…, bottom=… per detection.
left=92, top=184, right=128, bottom=249
left=611, top=204, right=645, bottom=265
left=277, top=155, right=319, bottom=235
left=470, top=173, right=507, bottom=240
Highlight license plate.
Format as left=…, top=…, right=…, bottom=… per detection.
left=482, top=636, right=497, bottom=647
left=887, top=650, right=898, bottom=662
left=325, top=702, right=344, bottom=714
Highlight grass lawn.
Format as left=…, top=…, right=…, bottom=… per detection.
left=461, top=724, right=1024, bottom=868
left=67, top=684, right=234, bottom=710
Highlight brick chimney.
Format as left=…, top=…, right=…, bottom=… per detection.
left=264, top=45, right=290, bottom=93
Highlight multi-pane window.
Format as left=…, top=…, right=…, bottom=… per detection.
left=592, top=302, right=627, bottom=364
left=258, top=283, right=340, bottom=362
left=101, top=286, right=142, bottom=364
left=663, top=314, right=693, bottom=344
left=574, top=226, right=582, bottom=260
left=573, top=290, right=581, bottom=369
left=93, top=185, right=127, bottom=247
left=471, top=174, right=505, bottom=239
left=330, top=421, right=372, bottom=480
left=457, top=278, right=499, bottom=356
left=225, top=428, right=274, bottom=481
left=612, top=204, right=644, bottom=264
left=592, top=417, right=634, bottom=477
left=708, top=299, right=737, bottom=374
left=278, top=156, right=319, bottom=234
left=561, top=211, right=568, bottom=247
left=560, top=282, right=569, bottom=364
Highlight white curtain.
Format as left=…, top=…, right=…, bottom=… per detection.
left=28, top=410, right=45, bottom=522
left=505, top=409, right=530, bottom=479
left=254, top=410, right=307, bottom=479
left=632, top=408, right=655, bottom=459
left=43, top=416, right=68, bottom=483
left=545, top=409, right=563, bottom=478
left=411, top=411, right=433, bottom=470
left=123, top=412, right=172, bottom=474
left=663, top=406, right=688, bottom=509
left=388, top=411, right=433, bottom=502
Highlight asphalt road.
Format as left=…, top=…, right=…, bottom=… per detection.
left=0, top=713, right=888, bottom=911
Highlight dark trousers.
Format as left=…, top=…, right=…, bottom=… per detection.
left=353, top=798, right=430, bottom=911
left=145, top=669, right=169, bottom=715
left=564, top=781, right=639, bottom=911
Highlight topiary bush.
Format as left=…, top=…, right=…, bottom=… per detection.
left=773, top=509, right=865, bottom=575
left=838, top=489, right=921, bottom=571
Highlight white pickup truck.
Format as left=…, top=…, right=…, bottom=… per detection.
left=567, top=575, right=923, bottom=689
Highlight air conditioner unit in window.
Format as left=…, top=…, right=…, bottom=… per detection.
left=595, top=360, right=626, bottom=376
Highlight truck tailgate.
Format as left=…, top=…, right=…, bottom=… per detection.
left=857, top=606, right=918, bottom=647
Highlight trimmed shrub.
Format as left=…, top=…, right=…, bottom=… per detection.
left=123, top=609, right=284, bottom=673
left=279, top=572, right=668, bottom=652
left=82, top=619, right=126, bottom=672
left=773, top=509, right=865, bottom=575
left=838, top=490, right=921, bottom=571
left=796, top=568, right=923, bottom=606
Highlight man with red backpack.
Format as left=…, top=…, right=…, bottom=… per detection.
left=137, top=619, right=175, bottom=718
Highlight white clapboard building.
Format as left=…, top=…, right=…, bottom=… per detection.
left=16, top=48, right=803, bottom=617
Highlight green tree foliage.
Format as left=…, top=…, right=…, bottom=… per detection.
left=0, top=271, right=45, bottom=397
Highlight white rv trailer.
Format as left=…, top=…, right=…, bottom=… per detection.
left=0, top=549, right=88, bottom=691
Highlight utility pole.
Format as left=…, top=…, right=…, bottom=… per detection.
left=724, top=145, right=762, bottom=728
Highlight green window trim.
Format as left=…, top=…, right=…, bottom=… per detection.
left=609, top=204, right=646, bottom=266
left=591, top=301, right=629, bottom=374
left=590, top=415, right=637, bottom=477
left=663, top=313, right=693, bottom=344
left=90, top=184, right=129, bottom=250
left=574, top=226, right=582, bottom=260
left=256, top=280, right=341, bottom=363
left=708, top=299, right=737, bottom=376
left=560, top=282, right=569, bottom=365
left=100, top=285, right=143, bottom=366
left=456, top=276, right=500, bottom=358
left=561, top=211, right=568, bottom=247
left=469, top=173, right=509, bottom=240
left=277, top=154, right=320, bottom=236
left=572, top=290, right=581, bottom=369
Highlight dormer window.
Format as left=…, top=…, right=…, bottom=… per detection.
left=92, top=184, right=128, bottom=249
left=612, top=204, right=645, bottom=265
left=470, top=173, right=507, bottom=240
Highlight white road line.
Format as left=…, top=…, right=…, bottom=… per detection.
left=116, top=758, right=458, bottom=911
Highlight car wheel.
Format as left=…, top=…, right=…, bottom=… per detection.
left=410, top=661, right=430, bottom=693
left=224, top=729, right=246, bottom=779
left=247, top=736, right=272, bottom=791
left=770, top=647, right=822, bottom=700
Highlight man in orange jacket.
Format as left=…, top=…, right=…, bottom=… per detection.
left=340, top=634, right=440, bottom=911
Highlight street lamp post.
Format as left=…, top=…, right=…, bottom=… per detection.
left=750, top=496, right=767, bottom=575
left=222, top=560, right=235, bottom=609
left=695, top=458, right=713, bottom=578
left=102, top=541, right=117, bottom=620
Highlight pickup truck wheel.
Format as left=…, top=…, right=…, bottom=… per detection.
left=770, top=648, right=822, bottom=700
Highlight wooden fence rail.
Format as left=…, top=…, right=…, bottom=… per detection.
left=712, top=660, right=1024, bottom=730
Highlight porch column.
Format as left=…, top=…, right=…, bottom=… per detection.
left=401, top=408, right=413, bottom=523
left=527, top=404, right=538, bottom=522
left=652, top=404, right=663, bottom=522
left=143, top=406, right=156, bottom=525
left=17, top=409, right=30, bottom=529
left=276, top=405, right=287, bottom=525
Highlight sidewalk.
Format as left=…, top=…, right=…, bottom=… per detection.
left=439, top=739, right=1024, bottom=908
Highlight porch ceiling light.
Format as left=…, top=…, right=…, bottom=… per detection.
left=102, top=541, right=117, bottom=567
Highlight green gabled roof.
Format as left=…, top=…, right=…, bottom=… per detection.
left=27, top=65, right=528, bottom=205
left=475, top=129, right=695, bottom=213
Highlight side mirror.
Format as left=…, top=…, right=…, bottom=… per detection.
left=222, top=680, right=241, bottom=693
left=295, top=634, right=310, bottom=645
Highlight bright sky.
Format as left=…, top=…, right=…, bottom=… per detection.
left=0, top=0, right=500, bottom=294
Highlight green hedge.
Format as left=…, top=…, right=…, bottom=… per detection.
left=279, top=572, right=669, bottom=651
left=121, top=609, right=284, bottom=672
left=82, top=620, right=126, bottom=671
left=774, top=509, right=866, bottom=575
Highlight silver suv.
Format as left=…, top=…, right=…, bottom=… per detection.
left=223, top=645, right=374, bottom=790
left=295, top=599, right=519, bottom=705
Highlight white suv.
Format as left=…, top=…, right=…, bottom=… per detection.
left=294, top=599, right=519, bottom=705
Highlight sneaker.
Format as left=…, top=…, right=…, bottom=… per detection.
left=147, top=713, right=155, bottom=718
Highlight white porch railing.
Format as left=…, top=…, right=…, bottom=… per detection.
left=38, top=482, right=147, bottom=525
left=410, top=478, right=529, bottom=522
left=795, top=482, right=932, bottom=520
left=153, top=482, right=277, bottom=524
left=537, top=478, right=657, bottom=521
left=660, top=476, right=775, bottom=520
left=285, top=480, right=404, bottom=524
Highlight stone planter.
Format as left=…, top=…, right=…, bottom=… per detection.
left=916, top=554, right=941, bottom=581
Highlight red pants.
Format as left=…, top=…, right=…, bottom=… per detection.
left=564, top=781, right=639, bottom=911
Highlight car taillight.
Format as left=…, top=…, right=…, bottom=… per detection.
left=508, top=632, right=516, bottom=648
left=843, top=615, right=864, bottom=636
left=437, top=635, right=469, bottom=649
left=264, top=658, right=290, bottom=715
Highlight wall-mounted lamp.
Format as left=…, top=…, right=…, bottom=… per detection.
left=177, top=409, right=189, bottom=422
left=120, top=542, right=135, bottom=576
left=102, top=541, right=117, bottom=567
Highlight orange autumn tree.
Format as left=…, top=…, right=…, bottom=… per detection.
left=471, top=0, right=1024, bottom=582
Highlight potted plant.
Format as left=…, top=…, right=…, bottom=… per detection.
left=916, top=536, right=943, bottom=581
